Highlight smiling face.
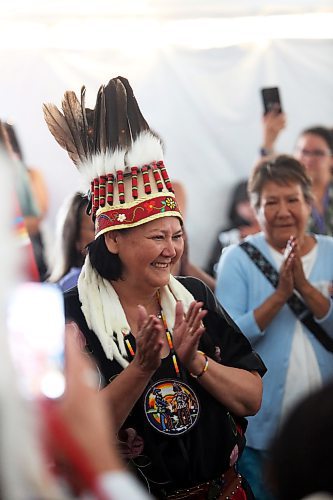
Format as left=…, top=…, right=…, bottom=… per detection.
left=104, top=216, right=184, bottom=291
left=258, top=180, right=311, bottom=251
left=295, top=133, right=333, bottom=187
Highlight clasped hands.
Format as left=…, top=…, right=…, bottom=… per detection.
left=277, top=235, right=310, bottom=301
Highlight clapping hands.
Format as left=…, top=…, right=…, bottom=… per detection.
left=132, top=300, right=207, bottom=376
left=133, top=305, right=164, bottom=373
left=172, top=301, right=207, bottom=371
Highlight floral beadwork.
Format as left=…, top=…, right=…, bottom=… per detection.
left=95, top=193, right=181, bottom=237
left=164, top=197, right=177, bottom=210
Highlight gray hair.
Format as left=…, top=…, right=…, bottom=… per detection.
left=248, top=154, right=313, bottom=211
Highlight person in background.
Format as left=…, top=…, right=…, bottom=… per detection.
left=295, top=126, right=333, bottom=235
left=168, top=180, right=217, bottom=290
left=48, top=192, right=95, bottom=292
left=267, top=380, right=333, bottom=500
left=0, top=120, right=40, bottom=280
left=260, top=111, right=333, bottom=235
left=44, top=75, right=266, bottom=499
left=206, top=180, right=260, bottom=277
left=4, top=121, right=49, bottom=279
left=216, top=155, right=333, bottom=500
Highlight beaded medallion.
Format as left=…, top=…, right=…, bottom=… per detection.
left=144, top=378, right=200, bottom=436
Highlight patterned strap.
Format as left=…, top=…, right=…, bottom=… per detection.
left=240, top=241, right=333, bottom=353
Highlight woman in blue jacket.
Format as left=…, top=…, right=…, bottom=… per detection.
left=216, top=155, right=333, bottom=500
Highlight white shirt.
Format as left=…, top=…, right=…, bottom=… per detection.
left=269, top=244, right=322, bottom=425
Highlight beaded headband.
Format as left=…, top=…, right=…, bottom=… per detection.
left=43, top=77, right=182, bottom=238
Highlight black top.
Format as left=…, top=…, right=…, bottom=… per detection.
left=64, top=276, right=266, bottom=494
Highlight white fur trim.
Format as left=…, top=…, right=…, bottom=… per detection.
left=126, top=131, right=164, bottom=167
left=76, top=133, right=164, bottom=191
left=78, top=149, right=126, bottom=188
left=78, top=256, right=129, bottom=368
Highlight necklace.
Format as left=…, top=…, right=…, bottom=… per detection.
left=157, top=293, right=180, bottom=377
left=124, top=290, right=180, bottom=377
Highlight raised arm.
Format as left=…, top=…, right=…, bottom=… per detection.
left=260, top=108, right=286, bottom=157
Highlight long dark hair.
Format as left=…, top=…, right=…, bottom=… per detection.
left=65, top=195, right=90, bottom=267
left=50, top=193, right=90, bottom=281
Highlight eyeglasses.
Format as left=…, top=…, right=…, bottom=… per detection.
left=296, top=148, right=332, bottom=159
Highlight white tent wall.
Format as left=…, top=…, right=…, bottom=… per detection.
left=1, top=37, right=333, bottom=269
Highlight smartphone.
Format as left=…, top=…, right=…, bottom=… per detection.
left=7, top=282, right=65, bottom=400
left=261, top=87, right=283, bottom=115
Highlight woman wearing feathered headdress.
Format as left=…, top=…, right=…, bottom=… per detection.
left=44, top=76, right=266, bottom=499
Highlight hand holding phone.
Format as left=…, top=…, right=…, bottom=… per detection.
left=261, top=87, right=283, bottom=115
left=7, top=282, right=65, bottom=400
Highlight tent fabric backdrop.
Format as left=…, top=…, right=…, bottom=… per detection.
left=1, top=38, right=333, bottom=268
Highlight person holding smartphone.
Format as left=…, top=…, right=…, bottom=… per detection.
left=216, top=155, right=333, bottom=500
left=259, top=92, right=333, bottom=236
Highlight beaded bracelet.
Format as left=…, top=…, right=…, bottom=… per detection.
left=190, top=350, right=209, bottom=379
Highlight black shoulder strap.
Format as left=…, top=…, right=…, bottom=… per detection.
left=240, top=241, right=333, bottom=353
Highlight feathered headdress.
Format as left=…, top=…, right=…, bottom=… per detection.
left=43, top=76, right=182, bottom=238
